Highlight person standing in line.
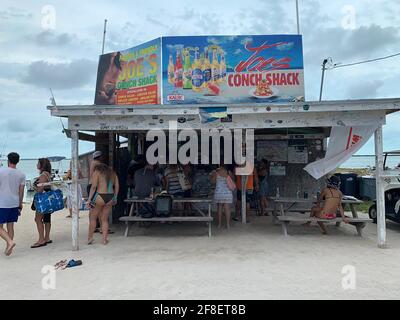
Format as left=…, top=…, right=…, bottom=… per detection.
left=234, top=162, right=259, bottom=223
left=88, top=151, right=113, bottom=233
left=258, top=159, right=269, bottom=216
left=211, top=165, right=234, bottom=229
left=31, top=158, right=52, bottom=248
left=86, top=163, right=119, bottom=245
left=0, top=152, right=25, bottom=256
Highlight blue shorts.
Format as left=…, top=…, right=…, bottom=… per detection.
left=0, top=207, right=19, bottom=224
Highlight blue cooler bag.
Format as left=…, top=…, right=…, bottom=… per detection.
left=34, top=189, right=64, bottom=214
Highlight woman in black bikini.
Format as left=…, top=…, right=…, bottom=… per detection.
left=86, top=163, right=119, bottom=245
left=31, top=158, right=52, bottom=248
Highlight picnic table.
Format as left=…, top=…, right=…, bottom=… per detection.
left=271, top=197, right=371, bottom=236
left=120, top=197, right=213, bottom=237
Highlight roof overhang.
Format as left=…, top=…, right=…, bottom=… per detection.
left=47, top=98, right=400, bottom=131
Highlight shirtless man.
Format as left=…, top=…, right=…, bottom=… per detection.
left=304, top=175, right=349, bottom=234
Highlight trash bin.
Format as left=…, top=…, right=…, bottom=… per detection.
left=335, top=173, right=358, bottom=197
left=359, top=176, right=376, bottom=200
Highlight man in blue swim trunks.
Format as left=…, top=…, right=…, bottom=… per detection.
left=0, top=152, right=25, bottom=256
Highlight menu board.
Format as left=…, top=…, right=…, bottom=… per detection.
left=288, top=146, right=308, bottom=164
left=256, top=140, right=288, bottom=162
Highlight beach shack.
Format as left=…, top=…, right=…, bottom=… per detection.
left=47, top=35, right=400, bottom=250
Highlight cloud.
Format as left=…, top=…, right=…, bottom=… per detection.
left=347, top=79, right=384, bottom=99
left=304, top=24, right=400, bottom=65
left=5, top=119, right=32, bottom=133
left=0, top=7, right=33, bottom=20
left=21, top=59, right=97, bottom=90
left=34, top=31, right=77, bottom=47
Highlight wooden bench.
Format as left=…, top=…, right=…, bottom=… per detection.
left=277, top=216, right=372, bottom=237
left=119, top=216, right=213, bottom=237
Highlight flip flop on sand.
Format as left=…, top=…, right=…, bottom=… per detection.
left=5, top=242, right=16, bottom=256
left=30, top=242, right=47, bottom=249
left=87, top=239, right=94, bottom=245
left=54, top=259, right=68, bottom=270
left=66, top=259, right=82, bottom=268
left=46, top=240, right=53, bottom=244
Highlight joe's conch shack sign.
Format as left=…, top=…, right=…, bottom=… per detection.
left=94, top=35, right=304, bottom=106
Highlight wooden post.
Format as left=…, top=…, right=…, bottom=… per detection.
left=375, top=125, right=386, bottom=248
left=108, top=132, right=115, bottom=226
left=71, top=130, right=79, bottom=251
left=241, top=176, right=248, bottom=224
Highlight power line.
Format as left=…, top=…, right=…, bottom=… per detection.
left=331, top=52, right=400, bottom=69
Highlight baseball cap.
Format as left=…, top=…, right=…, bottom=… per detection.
left=93, top=151, right=102, bottom=159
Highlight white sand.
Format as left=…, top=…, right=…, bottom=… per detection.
left=1, top=206, right=400, bottom=300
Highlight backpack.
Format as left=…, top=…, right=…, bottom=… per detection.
left=155, top=193, right=173, bottom=217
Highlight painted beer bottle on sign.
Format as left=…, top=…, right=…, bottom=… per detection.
left=202, top=47, right=212, bottom=88
left=183, top=49, right=192, bottom=89
left=174, top=49, right=183, bottom=88
left=168, top=53, right=175, bottom=84
left=191, top=49, right=203, bottom=92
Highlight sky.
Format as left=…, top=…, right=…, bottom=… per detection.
left=0, top=0, right=399, bottom=158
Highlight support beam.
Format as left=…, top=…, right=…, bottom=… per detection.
left=71, top=130, right=80, bottom=251
left=241, top=177, right=247, bottom=224
left=108, top=132, right=115, bottom=226
left=375, top=125, right=386, bottom=248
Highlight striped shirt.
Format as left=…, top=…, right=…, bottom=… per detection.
left=164, top=167, right=183, bottom=195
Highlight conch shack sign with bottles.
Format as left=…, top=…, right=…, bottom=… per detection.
left=94, top=35, right=304, bottom=106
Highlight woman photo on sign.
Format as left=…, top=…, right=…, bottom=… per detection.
left=95, top=51, right=123, bottom=105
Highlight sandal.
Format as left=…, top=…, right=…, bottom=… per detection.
left=5, top=242, right=16, bottom=256
left=54, top=259, right=68, bottom=270
left=46, top=240, right=53, bottom=244
left=31, top=242, right=47, bottom=248
left=66, top=259, right=83, bottom=268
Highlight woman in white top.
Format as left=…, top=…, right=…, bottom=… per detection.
left=211, top=165, right=234, bottom=229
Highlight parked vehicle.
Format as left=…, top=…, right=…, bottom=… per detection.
left=369, top=150, right=400, bottom=223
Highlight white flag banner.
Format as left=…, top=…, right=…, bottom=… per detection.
left=304, top=125, right=379, bottom=179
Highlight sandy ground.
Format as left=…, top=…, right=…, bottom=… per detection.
left=1, top=206, right=400, bottom=300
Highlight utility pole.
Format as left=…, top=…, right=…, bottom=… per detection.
left=101, top=19, right=107, bottom=54
left=319, top=58, right=328, bottom=101
left=295, top=0, right=300, bottom=34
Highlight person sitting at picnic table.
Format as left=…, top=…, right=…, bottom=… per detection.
left=234, top=162, right=259, bottom=223
left=133, top=161, right=159, bottom=198
left=163, top=164, right=184, bottom=197
left=304, top=175, right=349, bottom=234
